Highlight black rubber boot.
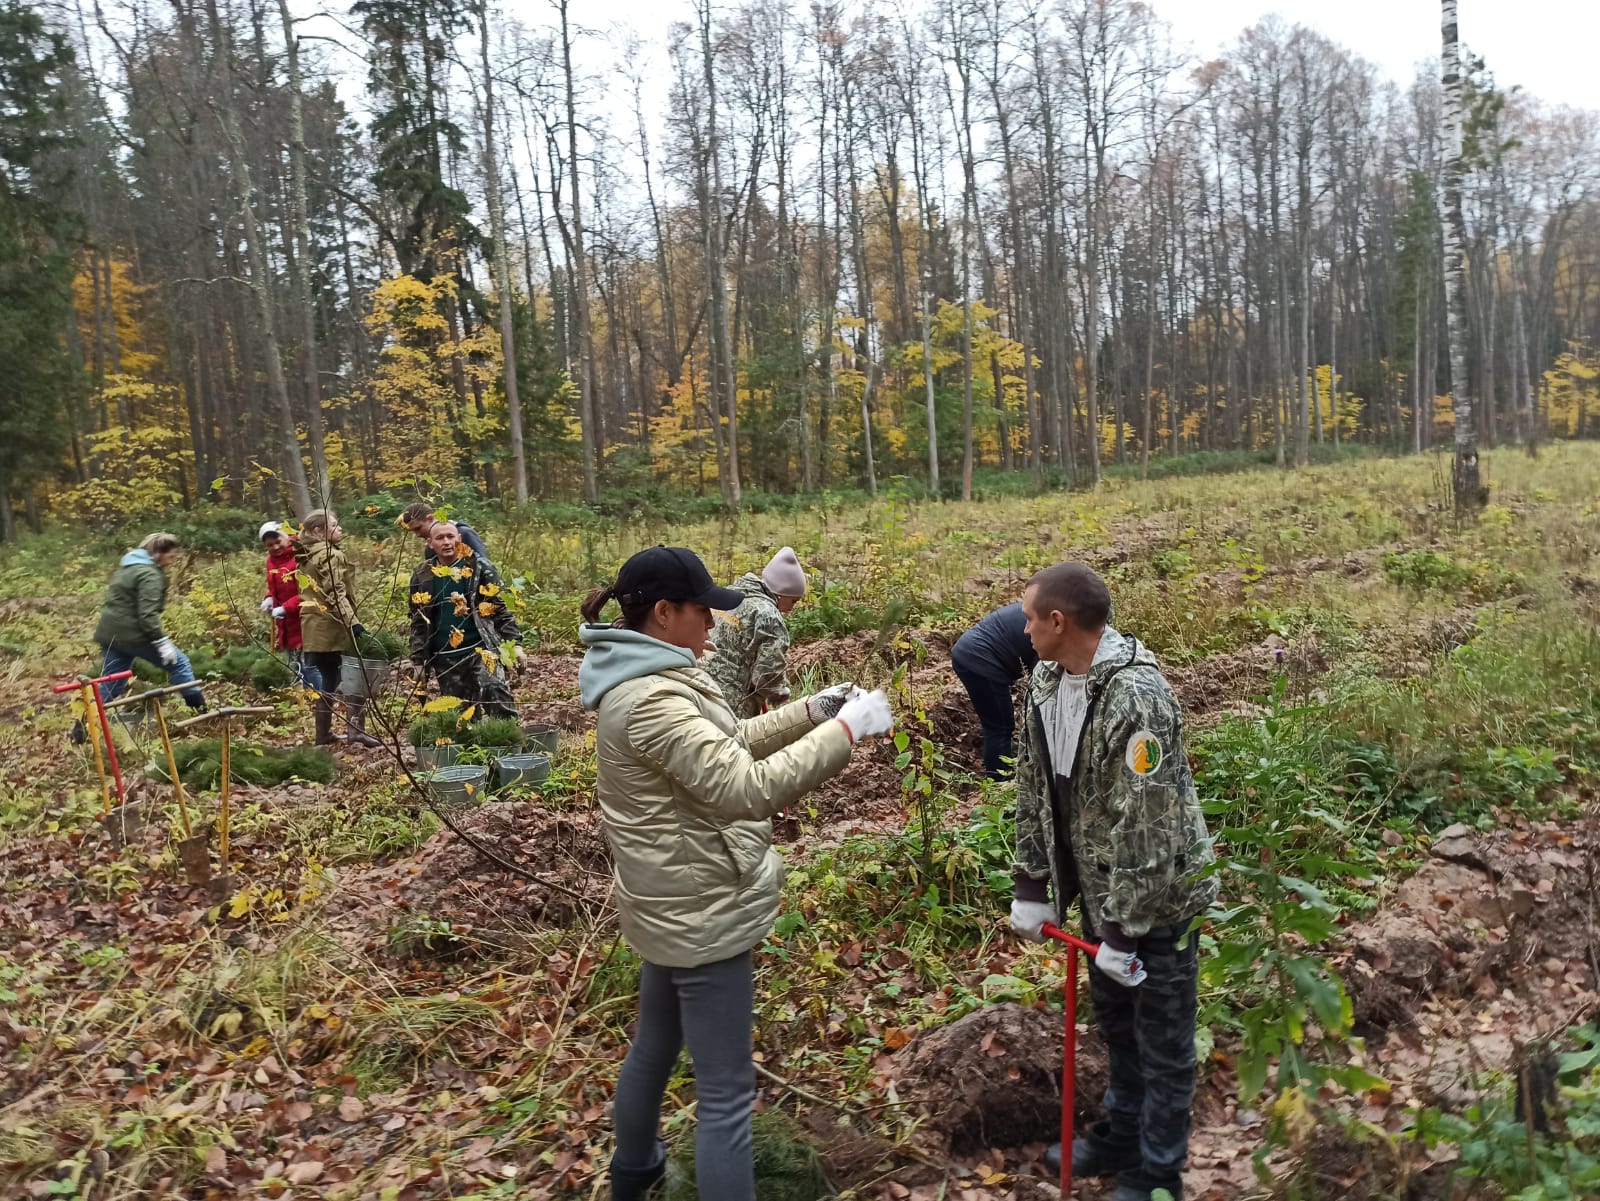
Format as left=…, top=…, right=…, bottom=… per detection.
left=344, top=699, right=381, bottom=749
left=313, top=696, right=337, bottom=746
left=608, top=1140, right=667, bottom=1201
left=1045, top=1121, right=1143, bottom=1178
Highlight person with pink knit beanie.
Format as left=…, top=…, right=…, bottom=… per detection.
left=704, top=547, right=808, bottom=719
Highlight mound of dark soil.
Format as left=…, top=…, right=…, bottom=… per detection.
left=327, top=801, right=614, bottom=955
left=1340, top=817, right=1599, bottom=1038
left=889, top=1003, right=1107, bottom=1157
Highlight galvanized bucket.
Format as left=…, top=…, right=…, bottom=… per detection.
left=493, top=752, right=550, bottom=792
left=425, top=764, right=488, bottom=806
left=415, top=742, right=460, bottom=771
left=340, top=656, right=392, bottom=699
left=521, top=723, right=559, bottom=757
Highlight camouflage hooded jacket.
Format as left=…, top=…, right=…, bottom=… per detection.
left=407, top=552, right=521, bottom=671
left=1012, top=627, right=1218, bottom=938
left=703, top=572, right=792, bottom=720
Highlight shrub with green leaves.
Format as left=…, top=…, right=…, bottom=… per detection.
left=1407, top=1025, right=1600, bottom=1201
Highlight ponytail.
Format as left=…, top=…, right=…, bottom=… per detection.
left=582, top=583, right=653, bottom=631
left=581, top=585, right=615, bottom=624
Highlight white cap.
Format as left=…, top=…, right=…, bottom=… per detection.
left=258, top=521, right=284, bottom=540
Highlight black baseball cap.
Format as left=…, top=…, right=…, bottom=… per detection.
left=615, top=546, right=744, bottom=611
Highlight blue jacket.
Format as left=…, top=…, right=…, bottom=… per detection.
left=952, top=602, right=1038, bottom=683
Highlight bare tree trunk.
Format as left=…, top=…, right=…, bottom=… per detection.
left=558, top=0, right=600, bottom=503
left=206, top=0, right=311, bottom=517
left=1512, top=285, right=1536, bottom=456
left=477, top=3, right=526, bottom=504
left=276, top=0, right=329, bottom=502
left=697, top=0, right=741, bottom=506
left=1440, top=0, right=1482, bottom=510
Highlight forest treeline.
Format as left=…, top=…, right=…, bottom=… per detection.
left=2, top=0, right=1599, bottom=536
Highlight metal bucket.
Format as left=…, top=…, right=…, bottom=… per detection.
left=425, top=764, right=488, bottom=806
left=493, top=752, right=550, bottom=792
left=521, top=723, right=559, bottom=757
left=415, top=742, right=460, bottom=771
left=340, top=656, right=392, bottom=699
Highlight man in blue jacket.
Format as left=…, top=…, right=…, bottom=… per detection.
left=950, top=601, right=1038, bottom=777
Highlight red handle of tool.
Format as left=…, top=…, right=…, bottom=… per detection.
left=1041, top=923, right=1100, bottom=956
left=53, top=671, right=132, bottom=694
left=1039, top=924, right=1100, bottom=1197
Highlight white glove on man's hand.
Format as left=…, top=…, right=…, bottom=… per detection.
left=1009, top=899, right=1058, bottom=942
left=836, top=689, right=892, bottom=742
left=805, top=682, right=858, bottom=725
left=260, top=597, right=273, bottom=613
left=1094, top=943, right=1148, bottom=987
left=271, top=605, right=287, bottom=619
left=154, top=637, right=179, bottom=666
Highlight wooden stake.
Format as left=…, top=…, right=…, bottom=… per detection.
left=152, top=701, right=193, bottom=839
left=218, top=718, right=232, bottom=862
left=80, top=682, right=112, bottom=816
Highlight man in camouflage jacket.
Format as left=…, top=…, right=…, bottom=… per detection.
left=1009, top=562, right=1217, bottom=1201
left=703, top=547, right=807, bottom=720
left=408, top=522, right=522, bottom=719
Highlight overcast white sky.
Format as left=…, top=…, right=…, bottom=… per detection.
left=529, top=0, right=1599, bottom=115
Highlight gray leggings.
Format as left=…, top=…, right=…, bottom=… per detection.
left=612, top=950, right=755, bottom=1201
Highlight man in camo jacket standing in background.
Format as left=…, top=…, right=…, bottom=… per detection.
left=704, top=547, right=808, bottom=720
left=1006, top=562, right=1218, bottom=1201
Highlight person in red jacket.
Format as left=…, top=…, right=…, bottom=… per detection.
left=259, top=522, right=322, bottom=692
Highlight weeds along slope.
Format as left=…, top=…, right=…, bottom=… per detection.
left=0, top=445, right=1598, bottom=1198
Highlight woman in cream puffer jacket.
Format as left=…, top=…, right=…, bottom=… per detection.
left=578, top=545, right=892, bottom=1201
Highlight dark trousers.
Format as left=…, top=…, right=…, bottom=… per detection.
left=1083, top=916, right=1200, bottom=1192
left=304, top=650, right=343, bottom=699
left=434, top=652, right=516, bottom=719
left=950, top=654, right=1017, bottom=777
left=612, top=951, right=756, bottom=1201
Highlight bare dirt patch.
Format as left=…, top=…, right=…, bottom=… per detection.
left=325, top=801, right=614, bottom=956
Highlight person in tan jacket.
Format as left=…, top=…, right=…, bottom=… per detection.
left=298, top=509, right=380, bottom=748
left=579, top=545, right=893, bottom=1201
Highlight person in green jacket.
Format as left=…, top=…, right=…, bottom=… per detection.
left=91, top=532, right=205, bottom=711
left=298, top=509, right=380, bottom=748
left=578, top=546, right=894, bottom=1201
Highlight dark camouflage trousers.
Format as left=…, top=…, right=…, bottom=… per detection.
left=434, top=652, right=516, bottom=720
left=1082, top=916, right=1200, bottom=1195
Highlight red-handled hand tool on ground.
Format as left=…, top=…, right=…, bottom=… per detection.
left=1041, top=923, right=1100, bottom=1199
left=54, top=671, right=133, bottom=810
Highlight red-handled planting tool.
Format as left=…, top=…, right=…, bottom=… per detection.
left=1041, top=923, right=1100, bottom=1198
left=54, top=671, right=133, bottom=808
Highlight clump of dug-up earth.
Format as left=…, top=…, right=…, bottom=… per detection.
left=327, top=801, right=614, bottom=956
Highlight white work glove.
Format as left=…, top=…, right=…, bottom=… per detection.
left=502, top=642, right=521, bottom=669
left=271, top=605, right=287, bottom=619
left=155, top=637, right=179, bottom=666
left=1094, top=943, right=1148, bottom=988
left=835, top=689, right=892, bottom=743
left=1009, top=899, right=1058, bottom=943
left=260, top=597, right=273, bottom=613
left=805, top=682, right=858, bottom=725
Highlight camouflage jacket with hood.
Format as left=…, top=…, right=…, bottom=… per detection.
left=703, top=572, right=792, bottom=720
left=1012, top=626, right=1218, bottom=939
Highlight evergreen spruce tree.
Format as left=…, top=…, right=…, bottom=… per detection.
left=0, top=2, right=77, bottom=539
